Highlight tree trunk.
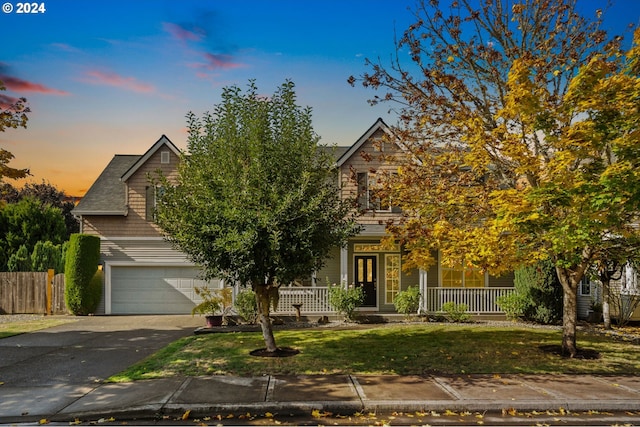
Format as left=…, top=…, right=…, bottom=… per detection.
left=255, top=283, right=278, bottom=353
left=556, top=266, right=579, bottom=357
left=602, top=279, right=612, bottom=330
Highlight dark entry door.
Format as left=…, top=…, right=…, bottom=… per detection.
left=355, top=255, right=377, bottom=307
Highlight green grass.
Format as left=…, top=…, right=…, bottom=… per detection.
left=0, top=317, right=75, bottom=338
left=108, top=323, right=640, bottom=382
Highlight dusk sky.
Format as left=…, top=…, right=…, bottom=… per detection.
left=1, top=1, right=638, bottom=196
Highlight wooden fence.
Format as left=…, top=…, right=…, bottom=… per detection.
left=0, top=271, right=67, bottom=315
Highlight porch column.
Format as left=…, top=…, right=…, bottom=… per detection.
left=419, top=269, right=428, bottom=314
left=340, top=246, right=348, bottom=286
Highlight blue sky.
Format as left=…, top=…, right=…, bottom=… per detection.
left=1, top=1, right=638, bottom=195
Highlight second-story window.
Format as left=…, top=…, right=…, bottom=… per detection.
left=145, top=186, right=165, bottom=221
left=357, top=172, right=391, bottom=212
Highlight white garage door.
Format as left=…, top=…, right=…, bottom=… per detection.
left=110, top=266, right=218, bottom=314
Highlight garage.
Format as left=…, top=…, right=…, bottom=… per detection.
left=107, top=265, right=220, bottom=314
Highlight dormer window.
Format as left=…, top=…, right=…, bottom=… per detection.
left=161, top=151, right=170, bottom=164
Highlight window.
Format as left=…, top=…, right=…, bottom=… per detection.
left=161, top=151, right=170, bottom=164
left=356, top=172, right=390, bottom=211
left=145, top=186, right=164, bottom=221
left=354, top=243, right=400, bottom=252
left=441, top=260, right=485, bottom=288
left=385, top=254, right=401, bottom=303
left=579, top=277, right=591, bottom=296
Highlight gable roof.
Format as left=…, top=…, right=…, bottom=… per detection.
left=72, top=154, right=140, bottom=216
left=72, top=135, right=180, bottom=216
left=335, top=117, right=397, bottom=167
left=121, top=135, right=181, bottom=182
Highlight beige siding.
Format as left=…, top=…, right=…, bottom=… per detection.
left=123, top=148, right=179, bottom=237
left=339, top=128, right=407, bottom=226
left=82, top=147, right=179, bottom=238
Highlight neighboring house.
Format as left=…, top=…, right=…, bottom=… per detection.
left=73, top=121, right=515, bottom=316
left=579, top=264, right=640, bottom=322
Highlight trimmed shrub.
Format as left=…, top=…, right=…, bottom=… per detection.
left=65, top=234, right=101, bottom=315
left=234, top=289, right=258, bottom=324
left=328, top=283, right=364, bottom=322
left=442, top=301, right=471, bottom=323
left=394, top=285, right=421, bottom=317
left=497, top=292, right=528, bottom=321
left=502, top=259, right=563, bottom=324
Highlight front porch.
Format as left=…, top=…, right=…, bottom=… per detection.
left=273, top=286, right=514, bottom=316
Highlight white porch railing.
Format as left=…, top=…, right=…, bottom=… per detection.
left=273, top=286, right=514, bottom=314
left=274, top=287, right=333, bottom=313
left=425, top=287, right=514, bottom=314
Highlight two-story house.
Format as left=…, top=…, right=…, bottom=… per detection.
left=73, top=119, right=515, bottom=316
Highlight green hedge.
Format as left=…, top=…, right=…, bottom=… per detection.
left=64, top=234, right=101, bottom=315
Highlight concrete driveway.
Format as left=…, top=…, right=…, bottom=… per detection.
left=0, top=315, right=203, bottom=386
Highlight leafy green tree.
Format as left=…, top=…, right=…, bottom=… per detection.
left=0, top=81, right=30, bottom=181
left=156, top=80, right=361, bottom=353
left=351, top=0, right=639, bottom=356
left=7, top=244, right=31, bottom=272
left=31, top=240, right=65, bottom=273
left=0, top=197, right=67, bottom=271
left=1, top=181, right=79, bottom=236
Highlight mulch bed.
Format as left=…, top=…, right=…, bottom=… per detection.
left=538, top=344, right=601, bottom=360
left=249, top=347, right=300, bottom=358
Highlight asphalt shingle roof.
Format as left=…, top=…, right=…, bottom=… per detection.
left=72, top=155, right=140, bottom=215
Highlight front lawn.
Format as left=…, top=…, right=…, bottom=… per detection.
left=108, top=322, right=640, bottom=382
left=0, top=316, right=74, bottom=338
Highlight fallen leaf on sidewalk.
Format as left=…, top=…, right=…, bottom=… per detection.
left=182, top=409, right=191, bottom=420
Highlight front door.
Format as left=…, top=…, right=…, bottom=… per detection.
left=355, top=255, right=377, bottom=307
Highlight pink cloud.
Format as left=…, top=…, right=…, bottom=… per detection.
left=163, top=22, right=204, bottom=43
left=0, top=74, right=69, bottom=95
left=0, top=93, right=21, bottom=109
left=83, top=70, right=155, bottom=93
left=200, top=52, right=245, bottom=70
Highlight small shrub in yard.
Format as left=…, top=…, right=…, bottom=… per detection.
left=234, top=289, right=258, bottom=324
left=328, top=283, right=364, bottom=321
left=441, top=301, right=471, bottom=323
left=497, top=292, right=528, bottom=321
left=394, top=285, right=421, bottom=317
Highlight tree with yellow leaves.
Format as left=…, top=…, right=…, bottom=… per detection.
left=351, top=0, right=639, bottom=356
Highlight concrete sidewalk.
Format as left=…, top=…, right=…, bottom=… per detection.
left=1, top=373, right=639, bottom=424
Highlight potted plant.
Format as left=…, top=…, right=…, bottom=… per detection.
left=192, top=286, right=233, bottom=327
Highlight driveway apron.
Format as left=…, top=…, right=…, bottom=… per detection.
left=0, top=315, right=202, bottom=419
